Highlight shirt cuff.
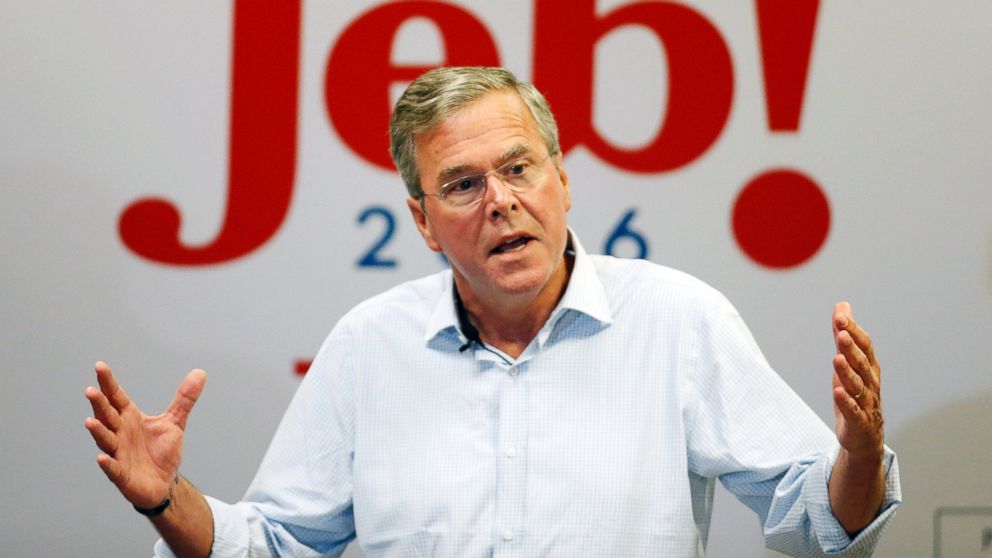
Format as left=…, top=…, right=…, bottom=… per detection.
left=808, top=445, right=902, bottom=555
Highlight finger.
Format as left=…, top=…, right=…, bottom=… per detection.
left=841, top=317, right=878, bottom=369
left=832, top=301, right=852, bottom=336
left=833, top=303, right=878, bottom=368
left=833, top=356, right=865, bottom=400
left=836, top=329, right=877, bottom=391
left=164, top=369, right=207, bottom=430
left=833, top=384, right=866, bottom=426
left=95, top=361, right=132, bottom=412
left=96, top=453, right=124, bottom=486
left=85, top=385, right=122, bottom=431
left=84, top=416, right=119, bottom=455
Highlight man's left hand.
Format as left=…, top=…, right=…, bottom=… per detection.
left=831, top=301, right=885, bottom=460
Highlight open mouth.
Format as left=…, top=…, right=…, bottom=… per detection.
left=491, top=236, right=533, bottom=254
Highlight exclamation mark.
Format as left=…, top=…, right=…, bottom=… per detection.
left=732, top=0, right=830, bottom=269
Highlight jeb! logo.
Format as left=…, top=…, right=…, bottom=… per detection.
left=118, top=0, right=827, bottom=269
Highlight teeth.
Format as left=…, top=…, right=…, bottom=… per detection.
left=494, top=237, right=529, bottom=254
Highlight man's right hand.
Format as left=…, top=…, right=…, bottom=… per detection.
left=84, top=361, right=207, bottom=509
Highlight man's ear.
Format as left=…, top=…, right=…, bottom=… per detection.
left=407, top=197, right=443, bottom=253
left=556, top=154, right=571, bottom=212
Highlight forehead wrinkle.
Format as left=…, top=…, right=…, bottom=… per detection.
left=423, top=92, right=542, bottom=187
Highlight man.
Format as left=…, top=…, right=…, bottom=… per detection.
left=85, top=67, right=900, bottom=557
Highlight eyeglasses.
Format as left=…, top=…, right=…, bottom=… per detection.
left=423, top=152, right=555, bottom=208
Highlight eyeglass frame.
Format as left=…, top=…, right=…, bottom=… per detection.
left=419, top=151, right=558, bottom=209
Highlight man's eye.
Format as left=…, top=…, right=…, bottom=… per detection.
left=505, top=162, right=528, bottom=177
left=450, top=178, right=479, bottom=194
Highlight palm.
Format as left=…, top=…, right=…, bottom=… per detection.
left=116, top=407, right=184, bottom=505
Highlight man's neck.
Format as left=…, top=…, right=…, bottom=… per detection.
left=456, top=254, right=574, bottom=359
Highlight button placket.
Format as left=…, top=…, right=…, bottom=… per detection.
left=494, top=362, right=527, bottom=555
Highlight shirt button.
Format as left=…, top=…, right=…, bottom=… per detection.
left=502, top=530, right=514, bottom=541
left=505, top=447, right=517, bottom=458
left=509, top=367, right=518, bottom=376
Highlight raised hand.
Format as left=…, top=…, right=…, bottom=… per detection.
left=831, top=301, right=884, bottom=460
left=84, top=361, right=207, bottom=509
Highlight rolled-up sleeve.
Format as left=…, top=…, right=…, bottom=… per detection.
left=686, top=295, right=902, bottom=557
left=154, top=325, right=358, bottom=558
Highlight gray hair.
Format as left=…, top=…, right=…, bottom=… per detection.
left=389, top=66, right=560, bottom=199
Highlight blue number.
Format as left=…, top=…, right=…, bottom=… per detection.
left=604, top=209, right=649, bottom=259
left=356, top=206, right=398, bottom=268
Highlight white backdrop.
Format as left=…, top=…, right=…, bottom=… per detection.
left=2, top=1, right=990, bottom=556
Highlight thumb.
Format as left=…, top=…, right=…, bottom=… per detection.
left=164, top=369, right=207, bottom=430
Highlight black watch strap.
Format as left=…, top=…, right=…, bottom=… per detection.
left=133, top=473, right=179, bottom=517
left=133, top=496, right=171, bottom=517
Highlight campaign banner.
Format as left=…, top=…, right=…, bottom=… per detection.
left=2, top=1, right=989, bottom=555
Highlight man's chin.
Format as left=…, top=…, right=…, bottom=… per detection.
left=487, top=267, right=557, bottom=298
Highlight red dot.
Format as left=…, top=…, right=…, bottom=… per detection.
left=732, top=169, right=830, bottom=269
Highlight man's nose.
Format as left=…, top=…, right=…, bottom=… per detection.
left=484, top=173, right=517, bottom=218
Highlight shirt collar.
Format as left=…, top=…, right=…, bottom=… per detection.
left=422, top=228, right=613, bottom=345
left=553, top=228, right=613, bottom=326
left=423, top=268, right=461, bottom=344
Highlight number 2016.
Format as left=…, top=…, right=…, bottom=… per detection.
left=356, top=206, right=648, bottom=269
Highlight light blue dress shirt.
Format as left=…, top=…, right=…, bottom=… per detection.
left=156, top=232, right=900, bottom=557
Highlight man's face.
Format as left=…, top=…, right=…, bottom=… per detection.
left=407, top=91, right=571, bottom=304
